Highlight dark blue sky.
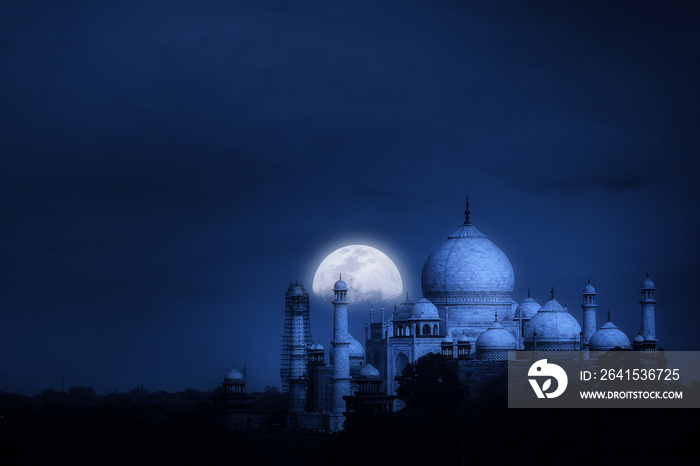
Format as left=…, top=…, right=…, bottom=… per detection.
left=1, top=0, right=698, bottom=394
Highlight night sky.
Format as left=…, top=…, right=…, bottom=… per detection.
left=2, top=0, right=699, bottom=395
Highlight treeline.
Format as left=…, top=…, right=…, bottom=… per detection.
left=1, top=386, right=210, bottom=414
left=0, top=385, right=291, bottom=466
left=3, top=363, right=699, bottom=465
left=331, top=353, right=699, bottom=466
left=0, top=384, right=286, bottom=414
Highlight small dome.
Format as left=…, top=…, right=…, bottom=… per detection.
left=633, top=333, right=644, bottom=343
left=516, top=296, right=542, bottom=321
left=348, top=334, right=365, bottom=358
left=589, top=321, right=631, bottom=351
left=358, top=364, right=380, bottom=378
left=441, top=334, right=453, bottom=344
left=393, top=296, right=414, bottom=321
left=475, top=321, right=517, bottom=350
left=315, top=342, right=324, bottom=351
left=457, top=333, right=470, bottom=344
left=224, top=368, right=244, bottom=383
left=334, top=279, right=348, bottom=291
left=523, top=298, right=581, bottom=349
left=289, top=284, right=305, bottom=296
left=583, top=283, right=596, bottom=294
left=410, top=298, right=440, bottom=320
left=641, top=277, right=655, bottom=289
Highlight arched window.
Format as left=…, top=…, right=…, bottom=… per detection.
left=433, top=324, right=438, bottom=335
left=406, top=326, right=411, bottom=336
left=423, top=324, right=431, bottom=335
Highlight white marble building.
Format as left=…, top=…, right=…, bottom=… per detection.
left=365, top=199, right=658, bottom=394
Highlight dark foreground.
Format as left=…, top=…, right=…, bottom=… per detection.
left=2, top=398, right=699, bottom=465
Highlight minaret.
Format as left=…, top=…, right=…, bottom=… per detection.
left=331, top=275, right=351, bottom=414
left=581, top=279, right=597, bottom=349
left=640, top=273, right=657, bottom=343
left=281, top=283, right=312, bottom=391
left=288, top=290, right=307, bottom=414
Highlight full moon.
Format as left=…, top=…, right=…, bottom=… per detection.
left=312, top=245, right=403, bottom=304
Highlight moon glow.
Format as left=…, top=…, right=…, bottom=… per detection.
left=312, top=245, right=403, bottom=304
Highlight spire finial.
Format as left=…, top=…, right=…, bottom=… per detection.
left=607, top=310, right=611, bottom=322
left=494, top=310, right=498, bottom=322
left=406, top=291, right=409, bottom=301
left=550, top=286, right=554, bottom=299
left=527, top=288, right=531, bottom=298
left=588, top=278, right=591, bottom=284
left=339, top=273, right=342, bottom=280
left=463, top=196, right=471, bottom=225
left=646, top=271, right=649, bottom=279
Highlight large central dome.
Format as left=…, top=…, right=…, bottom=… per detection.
left=421, top=205, right=514, bottom=306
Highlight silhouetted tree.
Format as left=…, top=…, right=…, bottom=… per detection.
left=395, top=352, right=464, bottom=416
left=34, top=389, right=62, bottom=408
left=67, top=386, right=96, bottom=405
left=253, top=386, right=286, bottom=411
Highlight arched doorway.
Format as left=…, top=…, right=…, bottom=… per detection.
left=395, top=352, right=409, bottom=377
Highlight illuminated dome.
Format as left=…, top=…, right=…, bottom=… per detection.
left=358, top=364, right=380, bottom=378
left=589, top=320, right=631, bottom=351
left=393, top=294, right=414, bottom=320
left=523, top=296, right=581, bottom=350
left=514, top=292, right=541, bottom=321
left=475, top=321, right=517, bottom=350
left=224, top=368, right=244, bottom=383
left=642, top=276, right=655, bottom=289
left=633, top=333, right=644, bottom=343
left=583, top=283, right=596, bottom=294
left=334, top=278, right=348, bottom=291
left=421, top=203, right=514, bottom=306
left=410, top=298, right=440, bottom=320
left=348, top=334, right=365, bottom=358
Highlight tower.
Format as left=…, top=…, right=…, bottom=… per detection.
left=331, top=276, right=351, bottom=415
left=280, top=283, right=312, bottom=391
left=214, top=367, right=256, bottom=430
left=288, top=287, right=308, bottom=416
left=640, top=273, right=657, bottom=347
left=581, top=279, right=597, bottom=349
